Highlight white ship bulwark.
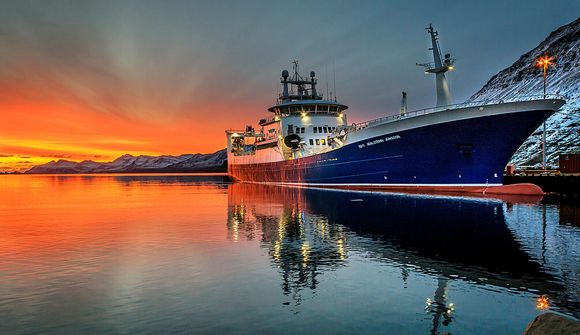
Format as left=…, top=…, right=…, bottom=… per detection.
left=225, top=26, right=566, bottom=195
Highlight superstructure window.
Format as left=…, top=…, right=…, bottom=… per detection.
left=318, top=127, right=322, bottom=133
left=321, top=139, right=326, bottom=145
left=301, top=127, right=305, bottom=133
left=313, top=127, right=318, bottom=133
left=315, top=139, right=320, bottom=145
left=309, top=139, right=313, bottom=145
left=295, top=126, right=300, bottom=133
left=323, top=127, right=328, bottom=133
left=288, top=125, right=294, bottom=134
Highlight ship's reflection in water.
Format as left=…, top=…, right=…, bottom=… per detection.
left=229, top=185, right=349, bottom=303
left=227, top=183, right=579, bottom=333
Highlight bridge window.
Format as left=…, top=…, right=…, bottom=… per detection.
left=287, top=125, right=294, bottom=134
left=315, top=139, right=320, bottom=145
left=313, top=127, right=318, bottom=133
left=301, top=127, right=305, bottom=133
left=318, top=127, right=322, bottom=133
left=323, top=127, right=328, bottom=133
left=309, top=139, right=313, bottom=145
left=321, top=139, right=326, bottom=145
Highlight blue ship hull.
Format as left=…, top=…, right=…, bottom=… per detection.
left=229, top=109, right=553, bottom=191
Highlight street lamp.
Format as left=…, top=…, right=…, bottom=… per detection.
left=535, top=54, right=555, bottom=169
left=535, top=55, right=554, bottom=98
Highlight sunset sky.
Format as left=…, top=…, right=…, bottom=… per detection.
left=1, top=1, right=578, bottom=171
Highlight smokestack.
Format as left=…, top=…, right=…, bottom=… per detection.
left=400, top=91, right=407, bottom=116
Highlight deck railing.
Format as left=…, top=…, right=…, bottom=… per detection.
left=350, top=94, right=566, bottom=132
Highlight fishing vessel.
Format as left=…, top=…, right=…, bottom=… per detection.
left=225, top=25, right=565, bottom=195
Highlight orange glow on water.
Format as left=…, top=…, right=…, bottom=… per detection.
left=536, top=295, right=550, bottom=310
left=0, top=175, right=229, bottom=259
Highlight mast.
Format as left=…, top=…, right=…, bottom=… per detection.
left=417, top=24, right=455, bottom=107
left=427, top=278, right=454, bottom=335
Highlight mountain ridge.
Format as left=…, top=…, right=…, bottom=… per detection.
left=26, top=149, right=227, bottom=174
left=469, top=17, right=580, bottom=167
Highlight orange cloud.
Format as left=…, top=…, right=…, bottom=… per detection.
left=0, top=85, right=265, bottom=171
left=0, top=44, right=272, bottom=172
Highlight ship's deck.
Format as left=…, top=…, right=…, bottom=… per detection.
left=351, top=94, right=565, bottom=132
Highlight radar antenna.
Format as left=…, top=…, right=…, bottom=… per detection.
left=416, top=24, right=455, bottom=107
left=279, top=60, right=322, bottom=102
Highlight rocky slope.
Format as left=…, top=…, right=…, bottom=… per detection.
left=26, top=149, right=227, bottom=174
left=469, top=17, right=580, bottom=168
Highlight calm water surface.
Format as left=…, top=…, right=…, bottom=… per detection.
left=0, top=174, right=578, bottom=334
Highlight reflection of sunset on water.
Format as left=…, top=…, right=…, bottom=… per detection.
left=1, top=175, right=578, bottom=334
left=0, top=175, right=230, bottom=260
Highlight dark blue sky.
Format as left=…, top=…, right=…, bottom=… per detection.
left=2, top=1, right=577, bottom=115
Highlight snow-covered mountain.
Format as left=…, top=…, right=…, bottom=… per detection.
left=469, top=17, right=580, bottom=168
left=95, top=154, right=195, bottom=172
left=167, top=150, right=227, bottom=170
left=26, top=149, right=226, bottom=174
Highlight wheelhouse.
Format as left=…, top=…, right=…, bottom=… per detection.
left=227, top=61, right=349, bottom=160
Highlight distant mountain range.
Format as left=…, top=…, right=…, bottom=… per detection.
left=26, top=149, right=227, bottom=174
left=470, top=17, right=579, bottom=167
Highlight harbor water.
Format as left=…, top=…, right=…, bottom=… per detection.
left=0, top=174, right=578, bottom=334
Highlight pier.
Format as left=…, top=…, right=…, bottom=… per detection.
left=504, top=174, right=580, bottom=197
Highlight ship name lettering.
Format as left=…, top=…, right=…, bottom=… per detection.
left=366, top=139, right=384, bottom=146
